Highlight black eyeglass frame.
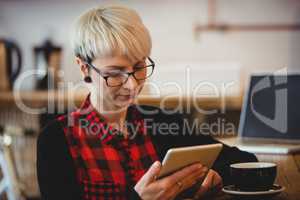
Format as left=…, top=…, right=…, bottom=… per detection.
left=85, top=57, right=155, bottom=87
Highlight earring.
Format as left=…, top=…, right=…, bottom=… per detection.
left=84, top=76, right=92, bottom=83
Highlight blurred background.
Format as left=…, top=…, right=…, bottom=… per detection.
left=0, top=0, right=299, bottom=199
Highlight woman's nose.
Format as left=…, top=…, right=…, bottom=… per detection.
left=122, top=75, right=138, bottom=89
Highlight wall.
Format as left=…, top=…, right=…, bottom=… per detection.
left=0, top=0, right=300, bottom=95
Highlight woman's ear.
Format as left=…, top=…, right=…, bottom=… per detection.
left=76, top=57, right=89, bottom=76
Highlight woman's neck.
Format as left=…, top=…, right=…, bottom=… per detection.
left=90, top=93, right=128, bottom=136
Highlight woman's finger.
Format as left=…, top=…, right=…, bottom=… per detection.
left=135, top=160, right=162, bottom=197
left=142, top=161, right=162, bottom=186
left=180, top=166, right=208, bottom=191
left=159, top=166, right=208, bottom=200
left=193, top=170, right=216, bottom=199
left=162, top=163, right=204, bottom=187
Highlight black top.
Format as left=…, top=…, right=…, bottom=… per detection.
left=37, top=105, right=257, bottom=200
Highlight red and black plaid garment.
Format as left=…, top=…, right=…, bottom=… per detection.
left=57, top=95, right=159, bottom=200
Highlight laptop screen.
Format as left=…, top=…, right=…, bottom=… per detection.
left=239, top=74, right=300, bottom=141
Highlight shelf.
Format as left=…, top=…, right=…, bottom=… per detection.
left=0, top=90, right=243, bottom=110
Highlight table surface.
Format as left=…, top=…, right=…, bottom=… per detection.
left=207, top=137, right=300, bottom=200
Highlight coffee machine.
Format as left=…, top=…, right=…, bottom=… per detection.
left=0, top=39, right=22, bottom=91
left=34, top=39, right=62, bottom=90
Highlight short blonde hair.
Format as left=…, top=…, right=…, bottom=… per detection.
left=72, top=5, right=152, bottom=63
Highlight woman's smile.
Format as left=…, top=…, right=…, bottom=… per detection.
left=117, top=94, right=135, bottom=101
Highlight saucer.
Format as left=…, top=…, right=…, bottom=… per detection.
left=222, top=184, right=285, bottom=199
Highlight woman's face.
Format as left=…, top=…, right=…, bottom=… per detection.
left=87, top=55, right=146, bottom=111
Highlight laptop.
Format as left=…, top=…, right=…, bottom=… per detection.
left=237, top=74, right=300, bottom=154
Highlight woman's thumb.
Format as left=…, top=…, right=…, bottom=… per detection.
left=143, top=161, right=161, bottom=185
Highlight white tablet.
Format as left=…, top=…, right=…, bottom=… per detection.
left=157, top=143, right=223, bottom=179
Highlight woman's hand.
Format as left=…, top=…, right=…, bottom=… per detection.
left=192, top=169, right=223, bottom=199
left=134, top=161, right=208, bottom=200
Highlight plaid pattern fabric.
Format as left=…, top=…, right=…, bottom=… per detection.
left=58, top=95, right=159, bottom=200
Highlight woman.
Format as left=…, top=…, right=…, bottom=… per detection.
left=37, top=5, right=257, bottom=200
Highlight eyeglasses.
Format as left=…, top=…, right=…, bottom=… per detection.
left=86, top=57, right=155, bottom=87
